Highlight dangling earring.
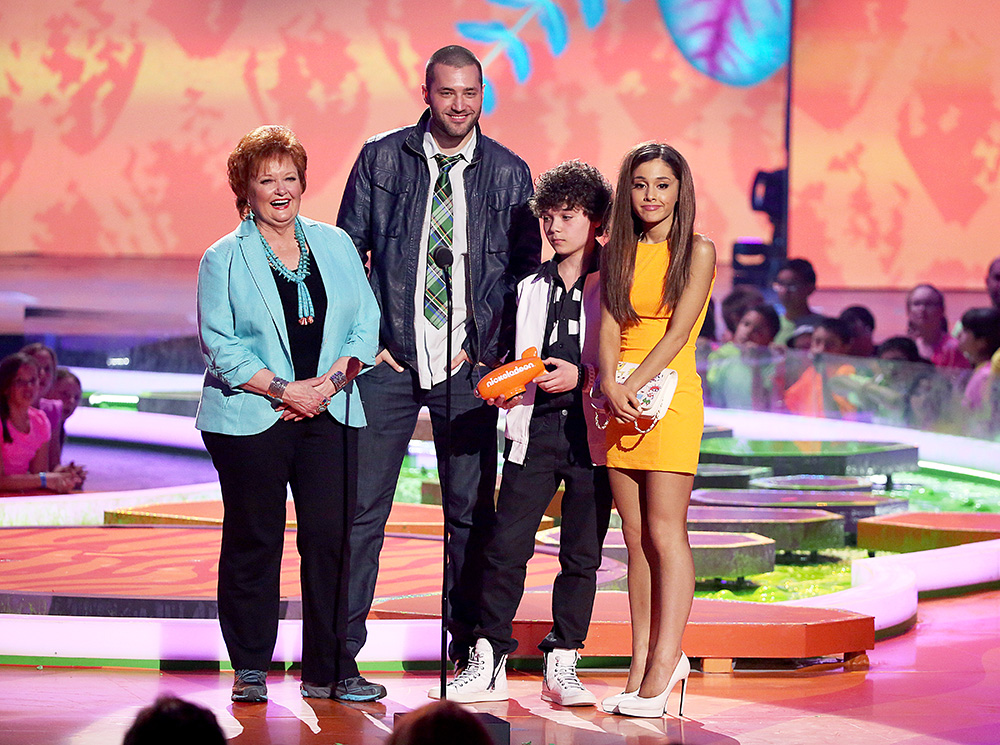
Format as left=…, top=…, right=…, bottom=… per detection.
left=246, top=208, right=255, bottom=221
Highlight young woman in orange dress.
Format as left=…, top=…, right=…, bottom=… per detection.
left=598, top=142, right=716, bottom=718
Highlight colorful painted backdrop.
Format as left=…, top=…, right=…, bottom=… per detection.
left=1, top=0, right=785, bottom=262
left=790, top=0, right=1000, bottom=289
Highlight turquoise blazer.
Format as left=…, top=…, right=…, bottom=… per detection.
left=195, top=216, right=380, bottom=435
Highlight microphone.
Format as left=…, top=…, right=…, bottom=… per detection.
left=432, top=246, right=453, bottom=269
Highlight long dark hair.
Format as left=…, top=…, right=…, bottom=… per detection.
left=1, top=353, right=37, bottom=444
left=602, top=142, right=696, bottom=326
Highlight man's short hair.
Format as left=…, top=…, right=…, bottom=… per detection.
left=529, top=160, right=613, bottom=235
left=781, top=258, right=817, bottom=287
left=425, top=45, right=483, bottom=89
left=839, top=305, right=875, bottom=334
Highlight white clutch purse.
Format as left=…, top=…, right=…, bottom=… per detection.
left=592, top=361, right=678, bottom=434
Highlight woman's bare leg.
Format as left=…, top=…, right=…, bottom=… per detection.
left=637, top=470, right=694, bottom=698
left=609, top=467, right=649, bottom=693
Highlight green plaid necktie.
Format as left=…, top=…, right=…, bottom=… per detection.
left=425, top=153, right=464, bottom=328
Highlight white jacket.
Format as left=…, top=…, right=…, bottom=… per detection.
left=504, top=265, right=606, bottom=466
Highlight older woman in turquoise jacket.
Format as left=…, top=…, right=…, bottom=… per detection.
left=196, top=125, right=380, bottom=705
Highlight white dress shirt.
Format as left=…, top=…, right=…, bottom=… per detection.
left=415, top=126, right=477, bottom=389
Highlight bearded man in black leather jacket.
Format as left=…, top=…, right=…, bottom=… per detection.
left=337, top=44, right=541, bottom=694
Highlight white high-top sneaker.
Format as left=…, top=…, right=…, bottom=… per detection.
left=542, top=648, right=597, bottom=706
left=428, top=638, right=508, bottom=703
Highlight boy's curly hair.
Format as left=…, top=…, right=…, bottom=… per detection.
left=529, top=160, right=613, bottom=235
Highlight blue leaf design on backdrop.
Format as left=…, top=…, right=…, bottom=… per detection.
left=457, top=21, right=532, bottom=82
left=456, top=20, right=509, bottom=44
left=578, top=0, right=606, bottom=29
left=458, top=0, right=790, bottom=113
left=657, top=0, right=790, bottom=87
left=483, top=74, right=498, bottom=114
left=536, top=1, right=569, bottom=55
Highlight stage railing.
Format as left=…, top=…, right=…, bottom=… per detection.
left=698, top=345, right=999, bottom=441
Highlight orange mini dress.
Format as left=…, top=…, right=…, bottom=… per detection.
left=605, top=240, right=713, bottom=473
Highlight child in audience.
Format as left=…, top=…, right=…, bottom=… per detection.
left=839, top=305, right=877, bottom=357
left=706, top=303, right=781, bottom=410
left=20, top=343, right=63, bottom=468
left=437, top=161, right=613, bottom=706
left=0, top=354, right=81, bottom=494
left=784, top=317, right=857, bottom=417
left=957, top=307, right=1000, bottom=436
left=772, top=259, right=824, bottom=346
left=719, top=285, right=764, bottom=342
left=830, top=336, right=932, bottom=425
left=49, top=368, right=83, bottom=448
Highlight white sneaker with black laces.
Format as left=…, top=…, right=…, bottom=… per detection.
left=542, top=648, right=596, bottom=706
left=428, top=638, right=508, bottom=702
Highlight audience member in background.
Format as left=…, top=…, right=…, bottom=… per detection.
left=830, top=336, right=932, bottom=425
left=986, top=256, right=1000, bottom=310
left=905, top=284, right=969, bottom=370
left=904, top=370, right=961, bottom=434
left=48, top=369, right=86, bottom=486
left=786, top=324, right=814, bottom=352
left=839, top=305, right=877, bottom=357
left=957, top=307, right=1000, bottom=435
left=49, top=368, right=83, bottom=448
left=706, top=303, right=781, bottom=410
left=877, top=336, right=925, bottom=364
left=781, top=323, right=814, bottom=388
left=784, top=317, right=857, bottom=417
left=0, top=353, right=81, bottom=494
left=719, top=285, right=764, bottom=342
left=985, top=257, right=1000, bottom=377
left=698, top=297, right=717, bottom=346
left=695, top=297, right=717, bottom=388
left=19, top=343, right=64, bottom=468
left=122, top=695, right=225, bottom=745
left=386, top=700, right=492, bottom=745
left=772, top=259, right=824, bottom=346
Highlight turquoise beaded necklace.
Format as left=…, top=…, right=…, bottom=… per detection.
left=259, top=217, right=315, bottom=325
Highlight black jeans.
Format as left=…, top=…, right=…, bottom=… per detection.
left=203, top=415, right=358, bottom=684
left=476, top=408, right=612, bottom=656
left=348, top=362, right=498, bottom=659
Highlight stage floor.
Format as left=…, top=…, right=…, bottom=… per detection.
left=1, top=588, right=996, bottom=745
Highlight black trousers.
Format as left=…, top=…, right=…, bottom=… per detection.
left=349, top=362, right=498, bottom=660
left=476, top=409, right=612, bottom=656
left=203, top=415, right=359, bottom=684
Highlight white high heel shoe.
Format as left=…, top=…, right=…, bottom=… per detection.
left=616, top=653, right=690, bottom=718
left=600, top=689, right=638, bottom=713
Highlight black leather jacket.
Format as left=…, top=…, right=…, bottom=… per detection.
left=337, top=110, right=541, bottom=370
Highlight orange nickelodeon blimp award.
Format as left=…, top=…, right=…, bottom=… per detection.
left=476, top=347, right=546, bottom=401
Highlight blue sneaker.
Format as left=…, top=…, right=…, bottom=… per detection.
left=232, top=669, right=267, bottom=702
left=334, top=676, right=387, bottom=702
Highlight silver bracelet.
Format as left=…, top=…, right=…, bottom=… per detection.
left=267, top=376, right=289, bottom=401
left=329, top=371, right=348, bottom=393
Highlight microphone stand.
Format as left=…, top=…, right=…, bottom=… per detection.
left=433, top=246, right=454, bottom=700
left=422, top=247, right=510, bottom=745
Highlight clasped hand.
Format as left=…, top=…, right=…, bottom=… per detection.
left=600, top=377, right=641, bottom=423
left=277, top=357, right=363, bottom=421
left=47, top=463, right=85, bottom=493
